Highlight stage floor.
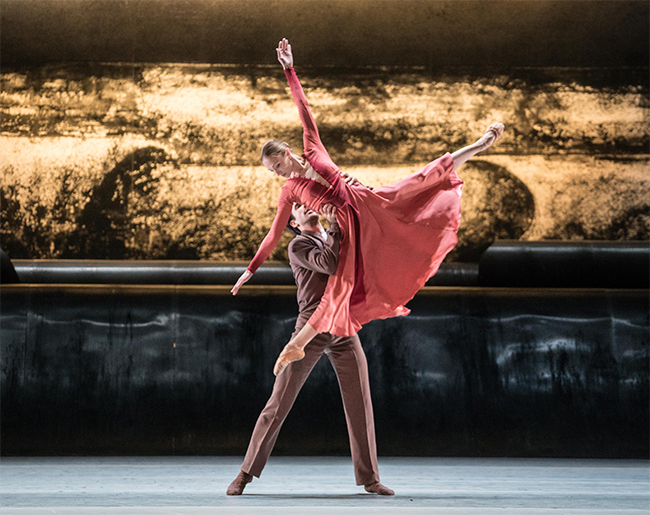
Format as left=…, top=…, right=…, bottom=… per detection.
left=1, top=456, right=648, bottom=514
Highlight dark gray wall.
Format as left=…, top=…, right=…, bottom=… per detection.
left=2, top=0, right=648, bottom=67
left=2, top=285, right=647, bottom=457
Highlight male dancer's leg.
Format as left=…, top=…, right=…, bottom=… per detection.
left=326, top=334, right=380, bottom=486
left=240, top=333, right=328, bottom=477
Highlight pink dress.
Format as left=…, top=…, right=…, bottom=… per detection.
left=247, top=67, right=463, bottom=337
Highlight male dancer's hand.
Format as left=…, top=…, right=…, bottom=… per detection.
left=340, top=171, right=361, bottom=186
left=276, top=38, right=293, bottom=69
left=320, top=203, right=337, bottom=224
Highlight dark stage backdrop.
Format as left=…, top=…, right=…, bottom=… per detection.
left=2, top=285, right=648, bottom=457
left=1, top=0, right=648, bottom=262
left=2, top=0, right=648, bottom=67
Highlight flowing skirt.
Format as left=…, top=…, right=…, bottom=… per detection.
left=309, top=153, right=462, bottom=336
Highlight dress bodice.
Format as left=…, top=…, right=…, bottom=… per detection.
left=287, top=175, right=348, bottom=213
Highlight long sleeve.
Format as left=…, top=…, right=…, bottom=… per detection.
left=284, top=67, right=344, bottom=193
left=247, top=187, right=294, bottom=273
left=284, top=67, right=322, bottom=152
left=289, top=223, right=341, bottom=276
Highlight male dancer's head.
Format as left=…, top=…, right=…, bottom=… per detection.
left=286, top=204, right=321, bottom=235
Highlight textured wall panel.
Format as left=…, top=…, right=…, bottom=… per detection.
left=1, top=285, right=647, bottom=457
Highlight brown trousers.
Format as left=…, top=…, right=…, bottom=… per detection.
left=240, top=331, right=380, bottom=486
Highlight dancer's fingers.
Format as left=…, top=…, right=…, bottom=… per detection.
left=231, top=270, right=252, bottom=295
left=320, top=203, right=336, bottom=221
left=341, top=171, right=359, bottom=185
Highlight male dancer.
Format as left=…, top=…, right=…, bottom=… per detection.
left=227, top=203, right=394, bottom=496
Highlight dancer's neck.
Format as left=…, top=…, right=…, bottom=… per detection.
left=301, top=222, right=322, bottom=234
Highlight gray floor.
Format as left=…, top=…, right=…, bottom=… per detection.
left=1, top=456, right=648, bottom=514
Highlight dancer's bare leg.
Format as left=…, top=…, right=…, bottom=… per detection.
left=451, top=122, right=504, bottom=172
left=273, top=323, right=318, bottom=376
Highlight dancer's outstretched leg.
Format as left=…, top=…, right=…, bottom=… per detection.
left=451, top=122, right=504, bottom=172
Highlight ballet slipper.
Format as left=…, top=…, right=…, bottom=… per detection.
left=477, top=122, right=505, bottom=151
left=273, top=342, right=306, bottom=376
left=364, top=481, right=395, bottom=495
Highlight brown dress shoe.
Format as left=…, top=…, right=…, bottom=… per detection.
left=226, top=470, right=253, bottom=495
left=364, top=481, right=395, bottom=495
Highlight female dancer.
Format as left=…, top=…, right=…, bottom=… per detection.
left=232, top=39, right=504, bottom=375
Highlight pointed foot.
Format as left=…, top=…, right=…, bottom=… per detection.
left=273, top=343, right=305, bottom=376
left=477, top=122, right=505, bottom=150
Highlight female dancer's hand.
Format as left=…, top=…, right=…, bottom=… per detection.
left=231, top=270, right=253, bottom=295
left=320, top=203, right=337, bottom=224
left=276, top=38, right=293, bottom=69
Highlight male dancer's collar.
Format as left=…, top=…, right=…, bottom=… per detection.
left=301, top=228, right=327, bottom=240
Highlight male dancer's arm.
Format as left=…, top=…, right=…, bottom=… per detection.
left=289, top=221, right=340, bottom=276
left=274, top=205, right=340, bottom=375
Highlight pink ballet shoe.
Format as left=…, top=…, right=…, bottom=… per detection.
left=273, top=343, right=305, bottom=376
left=477, top=122, right=505, bottom=150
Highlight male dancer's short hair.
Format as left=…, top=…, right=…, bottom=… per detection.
left=285, top=213, right=301, bottom=236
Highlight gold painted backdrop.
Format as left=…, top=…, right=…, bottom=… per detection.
left=1, top=1, right=648, bottom=263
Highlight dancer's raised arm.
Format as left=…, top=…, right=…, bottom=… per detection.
left=277, top=38, right=323, bottom=153
left=277, top=38, right=352, bottom=197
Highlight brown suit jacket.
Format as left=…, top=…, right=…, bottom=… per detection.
left=288, top=222, right=340, bottom=331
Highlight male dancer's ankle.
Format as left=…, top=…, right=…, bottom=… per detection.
left=226, top=470, right=253, bottom=495
left=364, top=481, right=395, bottom=495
